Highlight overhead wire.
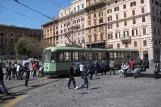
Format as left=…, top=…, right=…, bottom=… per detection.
left=0, top=5, right=43, bottom=22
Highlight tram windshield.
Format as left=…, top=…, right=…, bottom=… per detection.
left=44, top=52, right=56, bottom=63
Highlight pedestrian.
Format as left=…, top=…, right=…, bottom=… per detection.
left=88, top=61, right=94, bottom=80
left=94, top=60, right=99, bottom=76
left=79, top=63, right=84, bottom=79
left=19, top=64, right=24, bottom=80
left=0, top=62, right=8, bottom=95
left=67, top=64, right=78, bottom=89
left=17, top=63, right=20, bottom=79
left=134, top=64, right=146, bottom=78
left=109, top=59, right=115, bottom=75
left=143, top=57, right=149, bottom=69
left=124, top=62, right=129, bottom=77
left=24, top=63, right=30, bottom=87
left=154, top=62, right=160, bottom=79
left=79, top=65, right=88, bottom=90
left=6, top=62, right=12, bottom=80
left=100, top=60, right=106, bottom=75
left=129, top=59, right=135, bottom=73
left=11, top=64, right=16, bottom=80
left=32, top=62, right=37, bottom=78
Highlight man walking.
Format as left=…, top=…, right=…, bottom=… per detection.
left=79, top=63, right=84, bottom=79
left=67, top=64, right=78, bottom=89
left=6, top=62, right=12, bottom=80
left=100, top=60, right=106, bottom=75
left=94, top=60, right=99, bottom=76
left=0, top=62, right=8, bottom=95
left=24, top=63, right=30, bottom=87
left=79, top=65, right=88, bottom=90
left=109, top=59, right=115, bottom=75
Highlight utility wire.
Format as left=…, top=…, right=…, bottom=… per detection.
left=0, top=5, right=43, bottom=22
left=51, top=0, right=63, bottom=9
left=13, top=0, right=53, bottom=20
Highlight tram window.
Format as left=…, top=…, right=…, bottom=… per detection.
left=89, top=52, right=93, bottom=60
left=109, top=52, right=114, bottom=59
left=58, top=52, right=64, bottom=61
left=118, top=52, right=122, bottom=58
left=131, top=52, right=135, bottom=58
left=73, top=52, right=78, bottom=61
left=64, top=52, right=71, bottom=61
left=44, top=53, right=51, bottom=63
left=114, top=52, right=118, bottom=59
left=79, top=52, right=85, bottom=61
left=93, top=52, right=98, bottom=60
left=98, top=52, right=102, bottom=60
left=102, top=52, right=106, bottom=59
left=51, top=52, right=56, bottom=62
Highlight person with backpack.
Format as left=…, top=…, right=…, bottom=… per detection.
left=78, top=65, right=89, bottom=90
left=6, top=62, right=12, bottom=80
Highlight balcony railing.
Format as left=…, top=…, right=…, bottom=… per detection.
left=120, top=36, right=131, bottom=44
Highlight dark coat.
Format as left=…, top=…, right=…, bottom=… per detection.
left=0, top=65, right=3, bottom=80
left=69, top=66, right=74, bottom=76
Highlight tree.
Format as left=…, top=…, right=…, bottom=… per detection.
left=15, top=36, right=52, bottom=59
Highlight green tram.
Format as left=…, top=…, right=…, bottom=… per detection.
left=43, top=44, right=140, bottom=76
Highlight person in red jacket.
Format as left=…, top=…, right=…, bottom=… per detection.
left=129, top=59, right=135, bottom=73
left=32, top=62, right=37, bottom=78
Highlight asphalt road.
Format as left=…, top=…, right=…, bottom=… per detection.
left=1, top=63, right=161, bottom=107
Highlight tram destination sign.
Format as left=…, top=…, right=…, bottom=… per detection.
left=45, top=49, right=51, bottom=52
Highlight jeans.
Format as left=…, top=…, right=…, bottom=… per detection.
left=120, top=71, right=124, bottom=77
left=80, top=76, right=88, bottom=89
left=68, top=76, right=76, bottom=88
left=0, top=80, right=8, bottom=94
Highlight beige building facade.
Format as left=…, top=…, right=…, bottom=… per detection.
left=104, top=0, right=161, bottom=61
left=0, top=24, right=42, bottom=60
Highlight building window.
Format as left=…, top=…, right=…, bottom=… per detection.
left=132, top=29, right=138, bottom=36
left=94, top=14, right=96, bottom=18
left=107, top=9, right=112, bottom=14
left=108, top=24, right=113, bottom=29
left=133, top=18, right=136, bottom=24
left=108, top=16, right=112, bottom=21
left=99, top=12, right=103, bottom=16
left=116, top=14, right=119, bottom=20
left=134, top=41, right=137, bottom=47
left=94, top=19, right=97, bottom=25
left=99, top=18, right=103, bottom=24
left=116, top=22, right=119, bottom=27
left=108, top=33, right=113, bottom=40
left=115, top=32, right=120, bottom=39
left=143, top=40, right=147, bottom=46
left=82, top=4, right=84, bottom=8
left=156, top=9, right=158, bottom=15
left=117, top=43, right=120, bottom=48
left=141, top=0, right=144, bottom=4
left=143, top=28, right=146, bottom=35
left=153, top=16, right=155, bottom=22
left=123, top=31, right=129, bottom=37
left=100, top=34, right=103, bottom=40
left=124, top=21, right=127, bottom=26
left=125, top=43, right=128, bottom=48
left=154, top=27, right=156, bottom=34
left=141, top=7, right=145, bottom=13
left=78, top=6, right=79, bottom=10
left=123, top=4, right=126, bottom=9
left=124, top=12, right=126, bottom=18
left=130, top=1, right=136, bottom=7
left=114, top=7, right=119, bottom=12
left=132, top=10, right=135, bottom=15
left=94, top=34, right=97, bottom=42
left=142, top=16, right=145, bottom=22
left=158, top=29, right=160, bottom=35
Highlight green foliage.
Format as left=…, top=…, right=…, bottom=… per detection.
left=15, top=36, right=50, bottom=58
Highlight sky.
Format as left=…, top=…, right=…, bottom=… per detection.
left=0, top=0, right=71, bottom=29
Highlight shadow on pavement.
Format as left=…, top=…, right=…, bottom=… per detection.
left=77, top=92, right=88, bottom=95
left=89, top=87, right=101, bottom=90
left=126, top=73, right=161, bottom=78
left=93, top=78, right=101, bottom=80
left=0, top=80, right=58, bottom=104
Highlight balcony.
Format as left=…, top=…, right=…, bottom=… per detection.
left=85, top=0, right=106, bottom=9
left=120, top=36, right=131, bottom=44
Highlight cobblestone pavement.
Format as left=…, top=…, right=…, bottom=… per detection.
left=1, top=63, right=161, bottom=107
